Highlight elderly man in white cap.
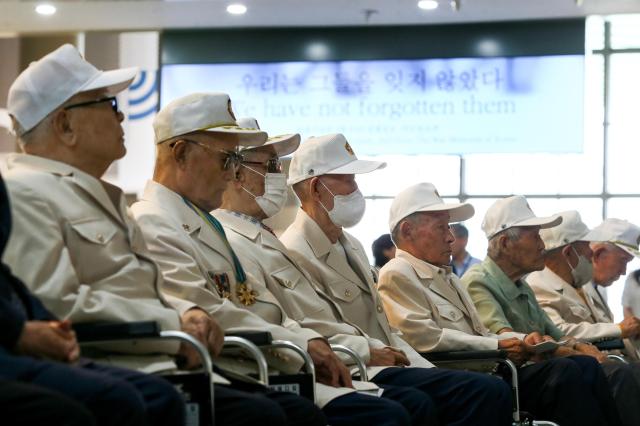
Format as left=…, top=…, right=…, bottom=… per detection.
left=130, top=98, right=329, bottom=426
left=527, top=211, right=640, bottom=426
left=379, top=184, right=624, bottom=426
left=587, top=219, right=640, bottom=324
left=218, top=118, right=440, bottom=426
left=529, top=213, right=640, bottom=352
left=462, top=196, right=623, bottom=426
left=2, top=43, right=189, bottom=426
left=280, top=134, right=513, bottom=426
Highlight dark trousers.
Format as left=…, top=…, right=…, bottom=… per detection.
left=518, top=356, right=621, bottom=426
left=371, top=367, right=512, bottom=426
left=215, top=385, right=326, bottom=426
left=601, top=360, right=640, bottom=426
left=0, top=380, right=97, bottom=426
left=0, top=355, right=185, bottom=426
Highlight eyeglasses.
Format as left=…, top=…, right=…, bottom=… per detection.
left=64, top=96, right=119, bottom=114
left=171, top=139, right=243, bottom=170
left=242, top=158, right=282, bottom=173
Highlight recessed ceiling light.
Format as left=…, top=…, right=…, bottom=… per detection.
left=35, top=3, right=57, bottom=15
left=226, top=4, right=247, bottom=15
left=417, top=0, right=439, bottom=10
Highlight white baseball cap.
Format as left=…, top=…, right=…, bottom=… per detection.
left=287, top=133, right=386, bottom=186
left=236, top=117, right=300, bottom=157
left=389, top=183, right=475, bottom=232
left=482, top=195, right=562, bottom=239
left=8, top=44, right=137, bottom=135
left=589, top=218, right=640, bottom=257
left=153, top=93, right=267, bottom=145
left=540, top=210, right=602, bottom=251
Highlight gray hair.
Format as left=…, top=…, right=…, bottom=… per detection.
left=391, top=212, right=431, bottom=246
left=487, top=227, right=523, bottom=258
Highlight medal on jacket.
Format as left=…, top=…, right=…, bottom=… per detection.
left=209, top=272, right=231, bottom=299
left=237, top=283, right=258, bottom=306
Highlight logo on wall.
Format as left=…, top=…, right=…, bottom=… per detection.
left=127, top=70, right=158, bottom=121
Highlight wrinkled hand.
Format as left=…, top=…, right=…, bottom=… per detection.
left=367, top=347, right=410, bottom=367
left=307, top=339, right=353, bottom=388
left=576, top=342, right=608, bottom=363
left=619, top=316, right=640, bottom=339
left=179, top=308, right=224, bottom=368
left=498, top=338, right=529, bottom=366
left=523, top=332, right=546, bottom=345
left=15, top=320, right=80, bottom=363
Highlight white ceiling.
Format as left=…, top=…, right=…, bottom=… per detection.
left=0, top=0, right=640, bottom=34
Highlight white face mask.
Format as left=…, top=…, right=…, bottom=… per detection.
left=566, top=245, right=594, bottom=288
left=241, top=165, right=288, bottom=218
left=318, top=180, right=366, bottom=228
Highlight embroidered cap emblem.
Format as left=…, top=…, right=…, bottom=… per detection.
left=344, top=142, right=354, bottom=156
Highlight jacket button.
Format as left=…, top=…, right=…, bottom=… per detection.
left=377, top=305, right=383, bottom=313
left=96, top=233, right=104, bottom=243
left=345, top=289, right=352, bottom=297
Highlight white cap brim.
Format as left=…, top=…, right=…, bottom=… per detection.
left=613, top=242, right=640, bottom=258
left=80, top=66, right=138, bottom=96
left=328, top=159, right=387, bottom=175
left=243, top=133, right=300, bottom=156
left=414, top=202, right=475, bottom=223
left=513, top=214, right=562, bottom=230
left=203, top=126, right=268, bottom=147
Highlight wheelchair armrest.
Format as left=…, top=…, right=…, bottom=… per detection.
left=73, top=321, right=161, bottom=342
left=226, top=331, right=273, bottom=346
left=421, top=349, right=508, bottom=362
left=593, top=338, right=625, bottom=351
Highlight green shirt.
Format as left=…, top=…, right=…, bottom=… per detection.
left=461, top=257, right=564, bottom=340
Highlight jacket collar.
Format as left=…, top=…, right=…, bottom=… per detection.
left=483, top=257, right=529, bottom=301
left=292, top=209, right=371, bottom=291
left=396, top=249, right=468, bottom=313
left=141, top=180, right=235, bottom=266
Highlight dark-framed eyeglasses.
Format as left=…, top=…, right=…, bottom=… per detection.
left=241, top=157, right=282, bottom=173
left=170, top=139, right=243, bottom=171
left=63, top=96, right=119, bottom=114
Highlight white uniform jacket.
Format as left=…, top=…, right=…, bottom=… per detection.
left=280, top=209, right=433, bottom=370
left=378, top=249, right=510, bottom=353
left=217, top=210, right=383, bottom=406
left=1, top=154, right=182, bottom=370
left=527, top=268, right=621, bottom=341
left=131, top=181, right=321, bottom=374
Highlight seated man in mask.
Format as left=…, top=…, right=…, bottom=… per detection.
left=131, top=99, right=396, bottom=426
left=279, top=133, right=514, bottom=426
left=379, top=184, right=628, bottom=426
left=462, top=196, right=626, bottom=426
left=217, top=117, right=441, bottom=426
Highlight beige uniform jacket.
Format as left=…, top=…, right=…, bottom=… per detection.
left=378, top=249, right=504, bottom=353
left=216, top=209, right=383, bottom=406
left=131, top=181, right=321, bottom=374
left=584, top=282, right=615, bottom=323
left=527, top=268, right=621, bottom=341
left=280, top=209, right=433, bottom=370
left=1, top=154, right=181, bottom=371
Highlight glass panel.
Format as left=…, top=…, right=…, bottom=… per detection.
left=609, top=14, right=640, bottom=50
left=601, top=198, right=640, bottom=322
left=607, top=54, right=640, bottom=194
left=586, top=16, right=605, bottom=52
left=357, top=155, right=460, bottom=197
left=464, top=150, right=603, bottom=195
